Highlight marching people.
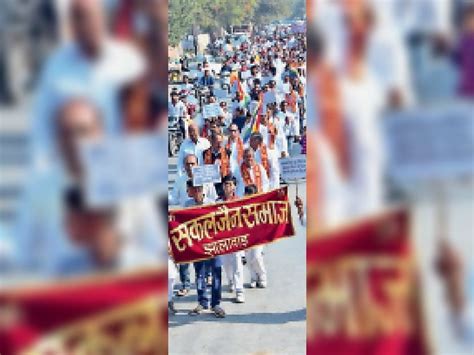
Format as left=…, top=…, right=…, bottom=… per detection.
left=168, top=19, right=306, bottom=318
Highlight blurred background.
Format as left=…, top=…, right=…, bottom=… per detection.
left=0, top=0, right=168, bottom=353
left=307, top=0, right=473, bottom=354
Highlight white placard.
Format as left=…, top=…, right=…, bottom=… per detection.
left=202, top=103, right=220, bottom=118
left=279, top=155, right=307, bottom=181
left=214, top=88, right=229, bottom=99
left=192, top=164, right=221, bottom=186
left=80, top=134, right=167, bottom=207
left=384, top=102, right=474, bottom=183
left=241, top=70, right=251, bottom=79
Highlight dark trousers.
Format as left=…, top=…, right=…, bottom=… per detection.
left=194, top=258, right=222, bottom=308
left=179, top=263, right=190, bottom=290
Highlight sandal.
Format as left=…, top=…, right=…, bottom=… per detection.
left=189, top=304, right=205, bottom=316
left=212, top=305, right=226, bottom=318
left=176, top=289, right=189, bottom=297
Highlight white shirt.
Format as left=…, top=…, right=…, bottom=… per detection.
left=176, top=137, right=211, bottom=174
left=253, top=147, right=280, bottom=189
left=33, top=40, right=144, bottom=166
left=235, top=163, right=270, bottom=197
left=168, top=173, right=217, bottom=206
left=168, top=100, right=187, bottom=117
left=227, top=138, right=242, bottom=175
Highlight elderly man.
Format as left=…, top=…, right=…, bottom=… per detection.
left=176, top=123, right=211, bottom=174
left=33, top=0, right=144, bottom=166
left=249, top=132, right=280, bottom=189
left=169, top=153, right=217, bottom=207
left=235, top=148, right=269, bottom=197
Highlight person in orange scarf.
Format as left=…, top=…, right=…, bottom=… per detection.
left=226, top=123, right=245, bottom=174
left=236, top=148, right=269, bottom=197
left=202, top=132, right=231, bottom=198
left=249, top=132, right=280, bottom=189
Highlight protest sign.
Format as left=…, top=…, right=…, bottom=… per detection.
left=241, top=70, right=251, bottom=79
left=214, top=88, right=229, bottom=99
left=0, top=270, right=167, bottom=355
left=279, top=155, right=306, bottom=181
left=79, top=133, right=167, bottom=207
left=307, top=208, right=428, bottom=355
left=169, top=187, right=295, bottom=263
left=202, top=103, right=220, bottom=118
left=384, top=102, right=474, bottom=183
left=192, top=164, right=222, bottom=186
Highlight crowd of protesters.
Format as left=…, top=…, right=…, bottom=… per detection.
left=168, top=23, right=307, bottom=318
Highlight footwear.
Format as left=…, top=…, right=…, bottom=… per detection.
left=168, top=301, right=177, bottom=315
left=257, top=280, right=267, bottom=288
left=235, top=292, right=245, bottom=303
left=228, top=282, right=235, bottom=293
left=176, top=288, right=189, bottom=297
left=212, top=305, right=226, bottom=318
left=249, top=280, right=257, bottom=288
left=189, top=304, right=205, bottom=316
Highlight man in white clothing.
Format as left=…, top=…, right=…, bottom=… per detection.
left=176, top=123, right=210, bottom=174
left=235, top=148, right=269, bottom=197
left=249, top=133, right=280, bottom=189
left=219, top=175, right=245, bottom=303
left=168, top=154, right=217, bottom=207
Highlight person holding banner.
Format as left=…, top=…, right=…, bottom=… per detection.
left=235, top=148, right=269, bottom=197
left=184, top=180, right=226, bottom=318
left=244, top=184, right=267, bottom=289
left=219, top=175, right=245, bottom=303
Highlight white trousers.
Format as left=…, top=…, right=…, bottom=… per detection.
left=222, top=251, right=244, bottom=292
left=168, top=258, right=176, bottom=302
left=246, top=246, right=267, bottom=282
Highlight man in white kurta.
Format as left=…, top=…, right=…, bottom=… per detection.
left=235, top=148, right=269, bottom=288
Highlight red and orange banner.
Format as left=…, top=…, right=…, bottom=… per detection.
left=0, top=269, right=167, bottom=355
left=168, top=187, right=295, bottom=263
left=307, top=208, right=429, bottom=355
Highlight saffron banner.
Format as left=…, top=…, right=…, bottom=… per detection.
left=168, top=187, right=295, bottom=263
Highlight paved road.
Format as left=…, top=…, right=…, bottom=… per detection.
left=169, top=182, right=307, bottom=355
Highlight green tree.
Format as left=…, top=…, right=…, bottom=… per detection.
left=251, top=0, right=293, bottom=25
left=168, top=0, right=198, bottom=46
